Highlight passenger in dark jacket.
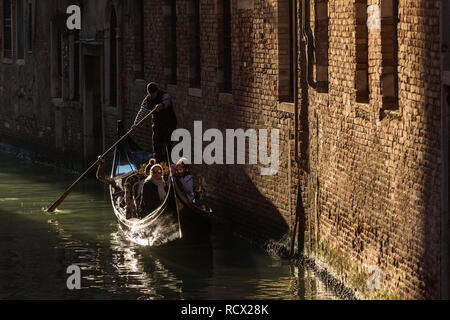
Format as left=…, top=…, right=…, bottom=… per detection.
left=139, top=164, right=168, bottom=215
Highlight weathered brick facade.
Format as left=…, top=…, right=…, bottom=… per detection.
left=298, top=0, right=445, bottom=299
left=0, top=0, right=447, bottom=299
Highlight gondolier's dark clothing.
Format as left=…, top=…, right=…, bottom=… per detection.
left=134, top=90, right=177, bottom=163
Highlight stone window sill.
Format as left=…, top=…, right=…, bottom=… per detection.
left=134, top=79, right=146, bottom=86
left=51, top=98, right=64, bottom=107
left=277, top=102, right=294, bottom=114
left=2, top=58, right=13, bottom=64
left=355, top=102, right=371, bottom=121
left=380, top=107, right=401, bottom=121
left=189, top=88, right=202, bottom=98
left=104, top=105, right=119, bottom=116
left=167, top=84, right=177, bottom=96
left=16, top=59, right=25, bottom=66
left=218, top=92, right=233, bottom=104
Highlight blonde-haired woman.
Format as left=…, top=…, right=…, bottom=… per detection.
left=139, top=164, right=168, bottom=214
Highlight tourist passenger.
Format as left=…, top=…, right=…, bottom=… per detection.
left=173, top=158, right=194, bottom=202
left=123, top=171, right=146, bottom=219
left=139, top=164, right=168, bottom=214
left=96, top=156, right=117, bottom=189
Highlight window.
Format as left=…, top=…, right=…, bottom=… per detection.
left=27, top=0, right=33, bottom=52
left=315, top=0, right=328, bottom=93
left=168, top=0, right=177, bottom=84
left=222, top=0, right=232, bottom=93
left=70, top=31, right=80, bottom=101
left=278, top=0, right=293, bottom=102
left=380, top=0, right=398, bottom=109
left=3, top=0, right=12, bottom=59
left=50, top=18, right=63, bottom=98
left=132, top=0, right=144, bottom=79
left=138, top=0, right=145, bottom=79
left=16, top=0, right=25, bottom=60
left=110, top=8, right=117, bottom=107
left=57, top=29, right=63, bottom=93
left=355, top=0, right=369, bottom=102
left=190, top=0, right=201, bottom=88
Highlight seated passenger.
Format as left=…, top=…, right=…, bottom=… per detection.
left=193, top=176, right=208, bottom=210
left=173, top=158, right=194, bottom=202
left=96, top=156, right=127, bottom=211
left=124, top=172, right=145, bottom=219
left=139, top=164, right=167, bottom=214
left=96, top=156, right=118, bottom=190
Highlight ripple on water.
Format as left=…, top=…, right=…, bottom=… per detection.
left=0, top=198, right=20, bottom=202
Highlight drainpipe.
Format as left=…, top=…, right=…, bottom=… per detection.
left=440, top=0, right=449, bottom=300
left=290, top=0, right=300, bottom=256
left=294, top=0, right=316, bottom=165
left=290, top=0, right=318, bottom=256
left=290, top=0, right=307, bottom=256
left=294, top=0, right=301, bottom=165
left=302, top=0, right=317, bottom=90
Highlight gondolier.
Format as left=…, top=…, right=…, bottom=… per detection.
left=132, top=82, right=177, bottom=164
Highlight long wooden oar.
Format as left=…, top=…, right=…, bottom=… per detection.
left=47, top=108, right=157, bottom=213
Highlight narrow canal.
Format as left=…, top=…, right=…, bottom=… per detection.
left=0, top=153, right=338, bottom=300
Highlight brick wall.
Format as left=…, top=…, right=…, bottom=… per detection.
left=135, top=0, right=298, bottom=242
left=0, top=0, right=84, bottom=169
left=0, top=0, right=445, bottom=299
left=299, top=0, right=443, bottom=299
left=129, top=0, right=444, bottom=299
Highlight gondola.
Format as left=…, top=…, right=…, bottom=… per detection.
left=109, top=121, right=213, bottom=246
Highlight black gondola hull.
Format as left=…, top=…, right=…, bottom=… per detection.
left=109, top=121, right=213, bottom=246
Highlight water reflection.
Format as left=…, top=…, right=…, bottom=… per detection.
left=0, top=153, right=338, bottom=300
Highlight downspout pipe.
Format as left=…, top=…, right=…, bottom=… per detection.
left=294, top=0, right=301, bottom=165
left=291, top=0, right=303, bottom=256
left=440, top=0, right=449, bottom=300
left=302, top=0, right=317, bottom=90
left=290, top=0, right=317, bottom=256
left=295, top=0, right=316, bottom=166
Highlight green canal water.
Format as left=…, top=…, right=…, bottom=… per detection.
left=0, top=153, right=337, bottom=300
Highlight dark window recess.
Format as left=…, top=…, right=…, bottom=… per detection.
left=17, top=0, right=25, bottom=60
left=190, top=0, right=201, bottom=88
left=380, top=0, right=399, bottom=110
left=223, top=0, right=232, bottom=93
left=57, top=30, right=63, bottom=94
left=278, top=0, right=293, bottom=102
left=137, top=0, right=144, bottom=79
left=355, top=0, right=369, bottom=103
left=73, top=31, right=80, bottom=101
left=110, top=8, right=117, bottom=107
left=3, top=0, right=12, bottom=59
left=169, top=0, right=177, bottom=84
left=315, top=0, right=328, bottom=93
left=288, top=1, right=293, bottom=101
left=27, top=1, right=33, bottom=52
